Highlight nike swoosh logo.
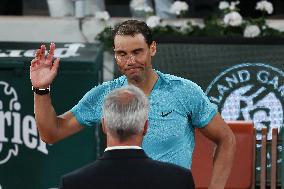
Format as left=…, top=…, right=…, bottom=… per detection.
left=161, top=110, right=173, bottom=117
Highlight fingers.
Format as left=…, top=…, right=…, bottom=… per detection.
left=30, top=58, right=39, bottom=68
left=51, top=58, right=60, bottom=74
left=34, top=43, right=57, bottom=66
left=32, top=45, right=45, bottom=68
left=35, top=49, right=41, bottom=59
left=34, top=44, right=45, bottom=61
left=46, top=43, right=55, bottom=65
left=40, top=44, right=46, bottom=61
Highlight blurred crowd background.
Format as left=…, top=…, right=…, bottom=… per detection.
left=1, top=0, right=284, bottom=18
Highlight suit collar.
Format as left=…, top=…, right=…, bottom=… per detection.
left=99, top=149, right=149, bottom=160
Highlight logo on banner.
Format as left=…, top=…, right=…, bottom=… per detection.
left=0, top=81, right=48, bottom=165
left=206, top=63, right=284, bottom=140
left=0, top=43, right=85, bottom=58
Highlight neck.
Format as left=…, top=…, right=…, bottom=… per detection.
left=106, top=134, right=143, bottom=147
left=128, top=69, right=158, bottom=96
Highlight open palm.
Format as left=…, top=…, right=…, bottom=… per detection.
left=30, top=43, right=60, bottom=88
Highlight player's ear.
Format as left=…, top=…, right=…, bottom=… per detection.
left=149, top=41, right=156, bottom=56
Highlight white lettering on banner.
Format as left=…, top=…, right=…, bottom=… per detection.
left=23, top=49, right=36, bottom=57
left=209, top=70, right=251, bottom=104
left=54, top=43, right=85, bottom=58
left=208, top=69, right=251, bottom=104
left=0, top=81, right=48, bottom=165
left=0, top=43, right=85, bottom=58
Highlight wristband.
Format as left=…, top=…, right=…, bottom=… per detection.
left=32, top=86, right=50, bottom=95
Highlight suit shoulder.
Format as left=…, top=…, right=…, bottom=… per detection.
left=61, top=161, right=99, bottom=181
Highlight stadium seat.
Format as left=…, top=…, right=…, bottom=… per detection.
left=192, top=121, right=255, bottom=189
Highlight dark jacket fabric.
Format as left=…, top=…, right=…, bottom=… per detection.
left=59, top=149, right=195, bottom=189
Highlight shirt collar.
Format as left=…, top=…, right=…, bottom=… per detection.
left=104, top=146, right=142, bottom=152
left=155, top=70, right=170, bottom=84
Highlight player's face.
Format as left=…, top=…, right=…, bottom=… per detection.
left=114, top=34, right=156, bottom=82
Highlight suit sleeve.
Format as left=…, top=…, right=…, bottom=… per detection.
left=187, top=170, right=195, bottom=189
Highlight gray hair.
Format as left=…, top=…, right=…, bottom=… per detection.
left=102, top=85, right=149, bottom=140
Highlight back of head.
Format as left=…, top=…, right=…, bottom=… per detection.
left=103, top=85, right=149, bottom=141
left=112, top=19, right=153, bottom=47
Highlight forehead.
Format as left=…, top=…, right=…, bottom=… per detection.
left=114, top=34, right=148, bottom=51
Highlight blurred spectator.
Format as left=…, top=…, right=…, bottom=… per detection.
left=47, top=0, right=105, bottom=17
left=47, top=0, right=73, bottom=17
left=85, top=0, right=105, bottom=16
left=146, top=0, right=176, bottom=18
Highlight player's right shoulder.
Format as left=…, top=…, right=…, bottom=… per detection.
left=87, top=76, right=127, bottom=95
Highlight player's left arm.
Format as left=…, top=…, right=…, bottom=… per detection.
left=198, top=113, right=236, bottom=189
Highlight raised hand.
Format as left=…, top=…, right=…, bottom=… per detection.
left=30, top=43, right=60, bottom=88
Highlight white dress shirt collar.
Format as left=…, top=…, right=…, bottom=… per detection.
left=104, top=146, right=142, bottom=152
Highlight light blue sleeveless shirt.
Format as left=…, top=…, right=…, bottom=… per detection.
left=71, top=70, right=217, bottom=169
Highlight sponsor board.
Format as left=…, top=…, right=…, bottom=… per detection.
left=206, top=63, right=283, bottom=169
left=0, top=81, right=48, bottom=165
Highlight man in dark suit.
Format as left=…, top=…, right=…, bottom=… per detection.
left=59, top=85, right=195, bottom=189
